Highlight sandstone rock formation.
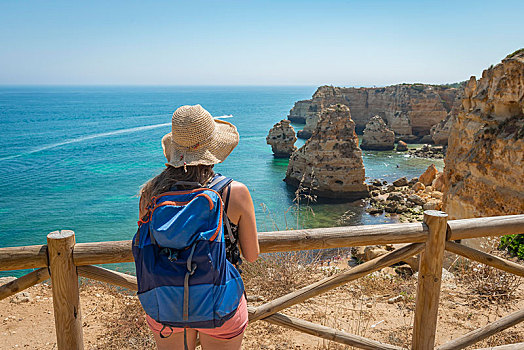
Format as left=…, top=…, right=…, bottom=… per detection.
left=360, top=116, right=395, bottom=150
left=285, top=104, right=368, bottom=199
left=266, top=119, right=297, bottom=158
left=419, top=164, right=438, bottom=186
left=430, top=113, right=454, bottom=145
left=443, top=49, right=524, bottom=219
left=396, top=140, right=408, bottom=151
left=288, top=84, right=462, bottom=139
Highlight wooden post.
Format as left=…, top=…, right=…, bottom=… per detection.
left=412, top=210, right=448, bottom=350
left=47, top=230, right=84, bottom=350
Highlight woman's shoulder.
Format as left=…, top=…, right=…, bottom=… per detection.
left=228, top=180, right=251, bottom=199
left=225, top=180, right=253, bottom=215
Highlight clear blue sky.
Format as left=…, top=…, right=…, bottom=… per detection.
left=1, top=0, right=522, bottom=86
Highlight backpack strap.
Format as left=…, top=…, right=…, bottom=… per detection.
left=207, top=174, right=235, bottom=243
left=206, top=174, right=233, bottom=192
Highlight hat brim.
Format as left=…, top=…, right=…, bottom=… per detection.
left=162, top=119, right=239, bottom=168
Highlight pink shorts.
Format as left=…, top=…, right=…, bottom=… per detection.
left=146, top=295, right=248, bottom=340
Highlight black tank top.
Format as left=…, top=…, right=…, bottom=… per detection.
left=221, top=184, right=243, bottom=273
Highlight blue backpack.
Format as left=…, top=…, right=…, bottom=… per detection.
left=132, top=175, right=244, bottom=331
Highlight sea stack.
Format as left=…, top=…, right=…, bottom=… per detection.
left=284, top=104, right=369, bottom=199
left=266, top=119, right=297, bottom=158
left=443, top=49, right=524, bottom=219
left=360, top=116, right=396, bottom=150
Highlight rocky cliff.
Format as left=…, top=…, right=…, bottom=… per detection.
left=285, top=104, right=368, bottom=199
left=360, top=116, right=396, bottom=150
left=442, top=49, right=524, bottom=219
left=266, top=119, right=297, bottom=158
left=288, top=84, right=462, bottom=140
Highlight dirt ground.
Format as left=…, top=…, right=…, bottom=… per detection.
left=1, top=255, right=523, bottom=350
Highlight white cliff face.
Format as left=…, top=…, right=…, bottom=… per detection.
left=285, top=104, right=369, bottom=199
left=266, top=119, right=297, bottom=158
left=360, top=116, right=396, bottom=150
left=443, top=50, right=524, bottom=219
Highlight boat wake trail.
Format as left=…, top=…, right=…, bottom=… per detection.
left=0, top=122, right=171, bottom=162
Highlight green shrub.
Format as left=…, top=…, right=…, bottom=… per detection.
left=499, top=234, right=524, bottom=260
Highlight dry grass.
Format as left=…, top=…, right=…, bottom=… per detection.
left=449, top=238, right=522, bottom=308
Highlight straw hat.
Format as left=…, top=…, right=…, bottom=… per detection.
left=162, top=105, right=239, bottom=168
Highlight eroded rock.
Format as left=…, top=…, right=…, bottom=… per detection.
left=443, top=50, right=524, bottom=219
left=266, top=119, right=297, bottom=158
left=360, top=116, right=395, bottom=150
left=285, top=104, right=369, bottom=199
left=396, top=140, right=408, bottom=151
left=419, top=164, right=438, bottom=186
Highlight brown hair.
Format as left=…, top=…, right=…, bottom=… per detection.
left=139, top=165, right=215, bottom=217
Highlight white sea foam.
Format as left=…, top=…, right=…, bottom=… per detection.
left=0, top=122, right=171, bottom=162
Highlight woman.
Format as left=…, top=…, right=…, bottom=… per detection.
left=138, top=105, right=259, bottom=350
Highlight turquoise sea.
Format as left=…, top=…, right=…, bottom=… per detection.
left=0, top=86, right=443, bottom=276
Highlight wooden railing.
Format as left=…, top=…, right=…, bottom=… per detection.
left=1, top=211, right=524, bottom=350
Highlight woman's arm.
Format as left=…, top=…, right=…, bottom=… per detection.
left=225, top=181, right=259, bottom=262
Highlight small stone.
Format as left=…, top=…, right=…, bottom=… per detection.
left=95, top=293, right=101, bottom=298
left=408, top=177, right=419, bottom=186
left=408, top=194, right=426, bottom=206
left=10, top=292, right=31, bottom=304
left=393, top=177, right=408, bottom=187
left=396, top=140, right=408, bottom=151
left=431, top=191, right=443, bottom=199
left=395, top=265, right=414, bottom=277
left=388, top=192, right=404, bottom=202
left=412, top=182, right=425, bottom=192
left=419, top=164, right=438, bottom=186
left=371, top=179, right=383, bottom=187
left=387, top=295, right=405, bottom=304
left=385, top=203, right=398, bottom=213
left=366, top=303, right=373, bottom=308
left=366, top=207, right=383, bottom=215
left=396, top=205, right=408, bottom=214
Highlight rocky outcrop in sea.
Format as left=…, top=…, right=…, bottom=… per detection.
left=285, top=104, right=369, bottom=199
left=360, top=116, right=395, bottom=150
left=266, top=119, right=297, bottom=158
left=443, top=49, right=524, bottom=219
left=288, top=83, right=462, bottom=141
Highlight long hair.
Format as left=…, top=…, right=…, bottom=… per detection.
left=139, top=164, right=215, bottom=217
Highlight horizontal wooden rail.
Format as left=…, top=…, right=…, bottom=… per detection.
left=258, top=222, right=428, bottom=253
left=0, top=244, right=48, bottom=271
left=437, top=308, right=524, bottom=350
left=0, top=268, right=49, bottom=301
left=74, top=241, right=134, bottom=266
left=1, top=215, right=523, bottom=271
left=247, top=307, right=405, bottom=350
left=447, top=214, right=524, bottom=241
left=445, top=241, right=524, bottom=277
